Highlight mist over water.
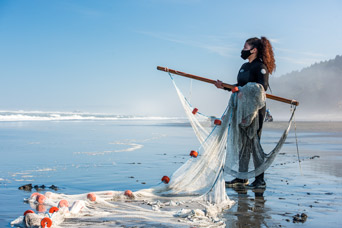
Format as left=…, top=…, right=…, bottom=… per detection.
left=267, top=55, right=342, bottom=121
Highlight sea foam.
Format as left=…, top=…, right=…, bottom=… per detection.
left=0, top=110, right=184, bottom=122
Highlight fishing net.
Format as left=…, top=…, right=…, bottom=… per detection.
left=11, top=75, right=295, bottom=228
left=169, top=75, right=295, bottom=180
left=11, top=77, right=233, bottom=227
left=223, top=83, right=296, bottom=179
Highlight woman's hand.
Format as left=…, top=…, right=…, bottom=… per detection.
left=214, top=80, right=224, bottom=89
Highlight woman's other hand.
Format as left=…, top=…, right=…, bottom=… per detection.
left=214, top=80, right=224, bottom=89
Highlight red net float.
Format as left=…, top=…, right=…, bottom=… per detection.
left=30, top=192, right=41, bottom=199
left=37, top=194, right=46, bottom=204
left=87, top=193, right=96, bottom=202
left=58, top=199, right=69, bottom=208
left=124, top=190, right=133, bottom=198
left=161, top=176, right=170, bottom=184
left=23, top=210, right=34, bottom=216
left=36, top=204, right=46, bottom=213
left=192, top=108, right=198, bottom=115
left=41, top=217, right=52, bottom=228
left=214, top=119, right=222, bottom=125
left=231, top=86, right=239, bottom=93
left=49, top=206, right=59, bottom=214
left=190, top=150, right=198, bottom=157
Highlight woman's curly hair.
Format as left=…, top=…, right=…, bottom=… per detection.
left=246, top=36, right=276, bottom=74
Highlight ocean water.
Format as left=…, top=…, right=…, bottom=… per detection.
left=1, top=115, right=342, bottom=227
left=0, top=117, right=198, bottom=227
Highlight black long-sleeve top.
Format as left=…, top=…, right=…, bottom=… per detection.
left=226, top=58, right=269, bottom=91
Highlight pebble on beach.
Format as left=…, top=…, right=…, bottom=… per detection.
left=18, top=184, right=59, bottom=191
left=18, top=184, right=32, bottom=191
left=293, top=213, right=308, bottom=223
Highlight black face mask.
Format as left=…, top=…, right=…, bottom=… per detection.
left=241, top=49, right=252, bottom=60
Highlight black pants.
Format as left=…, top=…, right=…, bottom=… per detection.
left=238, top=106, right=266, bottom=181
left=256, top=106, right=266, bottom=181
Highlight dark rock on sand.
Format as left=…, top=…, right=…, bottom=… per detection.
left=34, top=185, right=46, bottom=191
left=49, top=185, right=59, bottom=191
left=19, top=184, right=59, bottom=191
left=293, top=213, right=308, bottom=223
left=18, top=183, right=33, bottom=191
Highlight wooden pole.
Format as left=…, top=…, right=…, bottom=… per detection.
left=157, top=66, right=299, bottom=106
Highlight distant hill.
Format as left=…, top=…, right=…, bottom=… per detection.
left=268, top=55, right=342, bottom=120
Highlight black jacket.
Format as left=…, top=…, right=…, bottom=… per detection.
left=225, top=58, right=269, bottom=91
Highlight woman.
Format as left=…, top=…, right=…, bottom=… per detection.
left=215, top=36, right=276, bottom=189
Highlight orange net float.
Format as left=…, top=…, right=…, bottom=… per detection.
left=30, top=192, right=41, bottom=199
left=41, top=217, right=52, bottom=228
left=58, top=199, right=69, bottom=208
left=214, top=119, right=222, bottom=125
left=37, top=194, right=46, bottom=204
left=190, top=150, right=198, bottom=158
left=161, top=176, right=170, bottom=184
left=124, top=190, right=133, bottom=198
left=87, top=193, right=96, bottom=202
left=23, top=210, right=35, bottom=216
left=192, top=108, right=198, bottom=115
left=36, top=204, right=47, bottom=213
left=49, top=206, right=59, bottom=214
left=231, top=86, right=239, bottom=93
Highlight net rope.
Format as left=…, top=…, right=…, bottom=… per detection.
left=12, top=75, right=296, bottom=228
left=169, top=74, right=296, bottom=180
left=11, top=76, right=233, bottom=227
left=224, top=83, right=296, bottom=179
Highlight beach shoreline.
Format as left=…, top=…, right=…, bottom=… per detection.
left=1, top=120, right=341, bottom=227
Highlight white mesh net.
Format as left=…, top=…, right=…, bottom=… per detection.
left=224, top=83, right=296, bottom=179
left=11, top=76, right=234, bottom=227
left=169, top=75, right=296, bottom=180
left=11, top=75, right=295, bottom=228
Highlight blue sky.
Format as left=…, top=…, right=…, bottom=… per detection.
left=0, top=0, right=341, bottom=116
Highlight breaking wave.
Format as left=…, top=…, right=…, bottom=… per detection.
left=0, top=110, right=183, bottom=122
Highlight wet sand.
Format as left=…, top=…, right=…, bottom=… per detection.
left=223, top=121, right=342, bottom=228
left=2, top=120, right=342, bottom=227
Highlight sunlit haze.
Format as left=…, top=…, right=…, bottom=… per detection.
left=1, top=0, right=341, bottom=120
